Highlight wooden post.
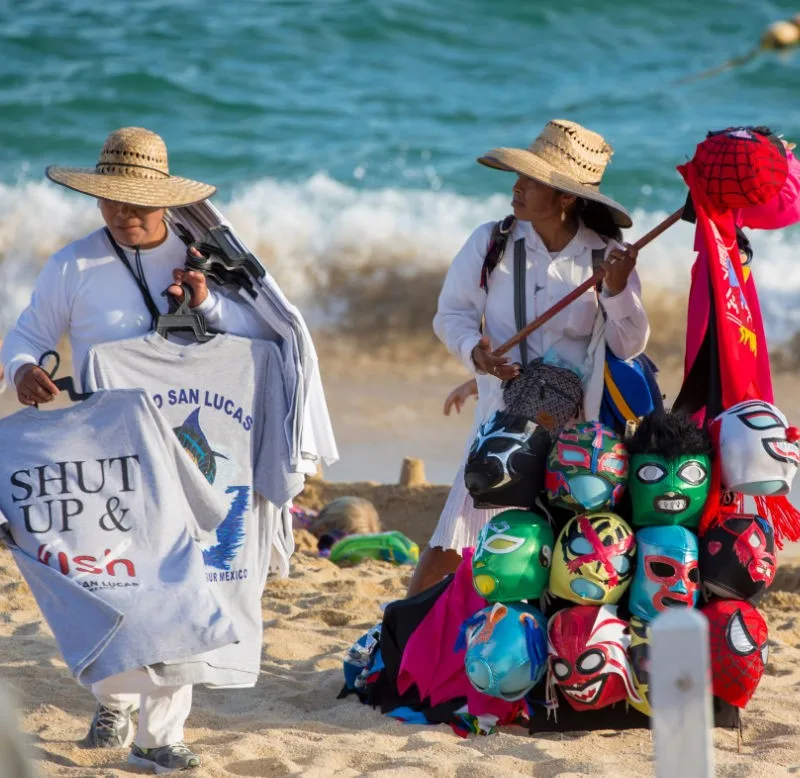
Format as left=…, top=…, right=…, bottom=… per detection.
left=650, top=609, right=714, bottom=778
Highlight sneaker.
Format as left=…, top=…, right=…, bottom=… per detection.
left=84, top=704, right=134, bottom=749
left=127, top=742, right=200, bottom=773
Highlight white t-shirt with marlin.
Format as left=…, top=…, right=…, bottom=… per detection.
left=84, top=332, right=304, bottom=687
left=0, top=388, right=238, bottom=685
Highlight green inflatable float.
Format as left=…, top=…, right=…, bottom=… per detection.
left=328, top=530, right=420, bottom=566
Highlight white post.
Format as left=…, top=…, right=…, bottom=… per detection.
left=0, top=682, right=39, bottom=778
left=650, top=609, right=715, bottom=778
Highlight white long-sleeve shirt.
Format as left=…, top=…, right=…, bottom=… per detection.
left=433, top=219, right=650, bottom=423
left=1, top=227, right=264, bottom=388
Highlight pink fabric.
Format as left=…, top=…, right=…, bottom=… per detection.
left=397, top=548, right=522, bottom=720
left=737, top=149, right=800, bottom=231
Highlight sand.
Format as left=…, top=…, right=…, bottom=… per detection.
left=2, top=343, right=800, bottom=776
left=2, top=535, right=800, bottom=777
left=1, top=468, right=800, bottom=777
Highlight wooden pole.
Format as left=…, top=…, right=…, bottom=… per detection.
left=650, top=609, right=715, bottom=778
left=492, top=206, right=685, bottom=358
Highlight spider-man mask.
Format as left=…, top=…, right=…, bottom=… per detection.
left=549, top=512, right=636, bottom=605
left=702, top=599, right=768, bottom=708
left=692, top=126, right=788, bottom=210
left=547, top=604, right=640, bottom=711
left=629, top=526, right=699, bottom=621
left=700, top=514, right=776, bottom=604
left=465, top=411, right=550, bottom=508
left=716, top=400, right=800, bottom=497
left=545, top=422, right=629, bottom=513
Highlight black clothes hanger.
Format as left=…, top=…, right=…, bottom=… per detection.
left=37, top=351, right=94, bottom=403
left=155, top=283, right=215, bottom=343
left=180, top=225, right=265, bottom=300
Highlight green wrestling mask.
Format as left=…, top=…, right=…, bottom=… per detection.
left=472, top=509, right=555, bottom=602
left=625, top=411, right=713, bottom=530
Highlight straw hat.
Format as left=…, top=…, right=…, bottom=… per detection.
left=45, top=127, right=216, bottom=208
left=478, top=119, right=632, bottom=228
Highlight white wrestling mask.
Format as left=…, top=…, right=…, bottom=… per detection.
left=716, top=400, right=800, bottom=496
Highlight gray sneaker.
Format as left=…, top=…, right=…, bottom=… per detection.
left=127, top=742, right=200, bottom=773
left=84, top=704, right=134, bottom=749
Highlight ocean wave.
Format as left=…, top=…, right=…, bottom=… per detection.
left=1, top=173, right=799, bottom=344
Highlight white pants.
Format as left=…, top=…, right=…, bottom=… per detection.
left=91, top=669, right=192, bottom=749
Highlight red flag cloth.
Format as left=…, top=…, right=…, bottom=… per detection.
left=677, top=128, right=788, bottom=419
left=679, top=128, right=800, bottom=547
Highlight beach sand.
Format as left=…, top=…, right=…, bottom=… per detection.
left=2, top=520, right=800, bottom=777
left=1, top=343, right=800, bottom=776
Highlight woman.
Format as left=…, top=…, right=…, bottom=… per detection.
left=407, top=118, right=650, bottom=596
left=0, top=127, right=263, bottom=773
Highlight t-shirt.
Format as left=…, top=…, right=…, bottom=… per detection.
left=83, top=332, right=305, bottom=687
left=0, top=388, right=238, bottom=685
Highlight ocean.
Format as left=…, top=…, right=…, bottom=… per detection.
left=1, top=0, right=800, bottom=499
left=1, top=0, right=800, bottom=341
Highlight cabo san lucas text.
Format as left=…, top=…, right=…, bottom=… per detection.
left=152, top=388, right=253, bottom=431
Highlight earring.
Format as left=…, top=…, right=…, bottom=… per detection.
left=560, top=210, right=566, bottom=223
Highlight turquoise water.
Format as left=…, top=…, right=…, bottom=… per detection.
left=1, top=0, right=800, bottom=337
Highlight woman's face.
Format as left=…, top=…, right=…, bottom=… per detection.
left=99, top=200, right=167, bottom=248
left=511, top=176, right=573, bottom=223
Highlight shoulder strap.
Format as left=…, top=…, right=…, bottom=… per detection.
left=104, top=228, right=161, bottom=328
left=480, top=214, right=515, bottom=291
left=513, top=238, right=528, bottom=368
left=591, top=246, right=606, bottom=294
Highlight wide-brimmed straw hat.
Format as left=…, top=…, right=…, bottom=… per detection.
left=478, top=119, right=632, bottom=228
left=45, top=127, right=216, bottom=208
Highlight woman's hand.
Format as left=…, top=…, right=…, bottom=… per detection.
left=471, top=336, right=520, bottom=380
left=168, top=268, right=209, bottom=308
left=15, top=364, right=59, bottom=406
left=602, top=243, right=638, bottom=296
left=443, top=378, right=478, bottom=416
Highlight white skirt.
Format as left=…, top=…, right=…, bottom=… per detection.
left=428, top=463, right=511, bottom=552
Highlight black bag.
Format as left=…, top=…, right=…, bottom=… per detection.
left=500, top=236, right=583, bottom=436
left=503, top=360, right=584, bottom=436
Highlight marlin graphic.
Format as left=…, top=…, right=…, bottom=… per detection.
left=173, top=408, right=227, bottom=484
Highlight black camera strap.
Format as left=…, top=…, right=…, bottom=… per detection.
left=104, top=228, right=161, bottom=328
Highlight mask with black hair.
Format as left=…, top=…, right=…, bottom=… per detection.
left=625, top=411, right=713, bottom=530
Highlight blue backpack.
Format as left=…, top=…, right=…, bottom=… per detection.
left=590, top=247, right=663, bottom=434
left=600, top=351, right=663, bottom=434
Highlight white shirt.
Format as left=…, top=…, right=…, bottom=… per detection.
left=0, top=227, right=264, bottom=389
left=433, top=219, right=650, bottom=422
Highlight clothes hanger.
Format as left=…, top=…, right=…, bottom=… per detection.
left=36, top=350, right=94, bottom=404
left=175, top=224, right=265, bottom=300
left=155, top=283, right=215, bottom=343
